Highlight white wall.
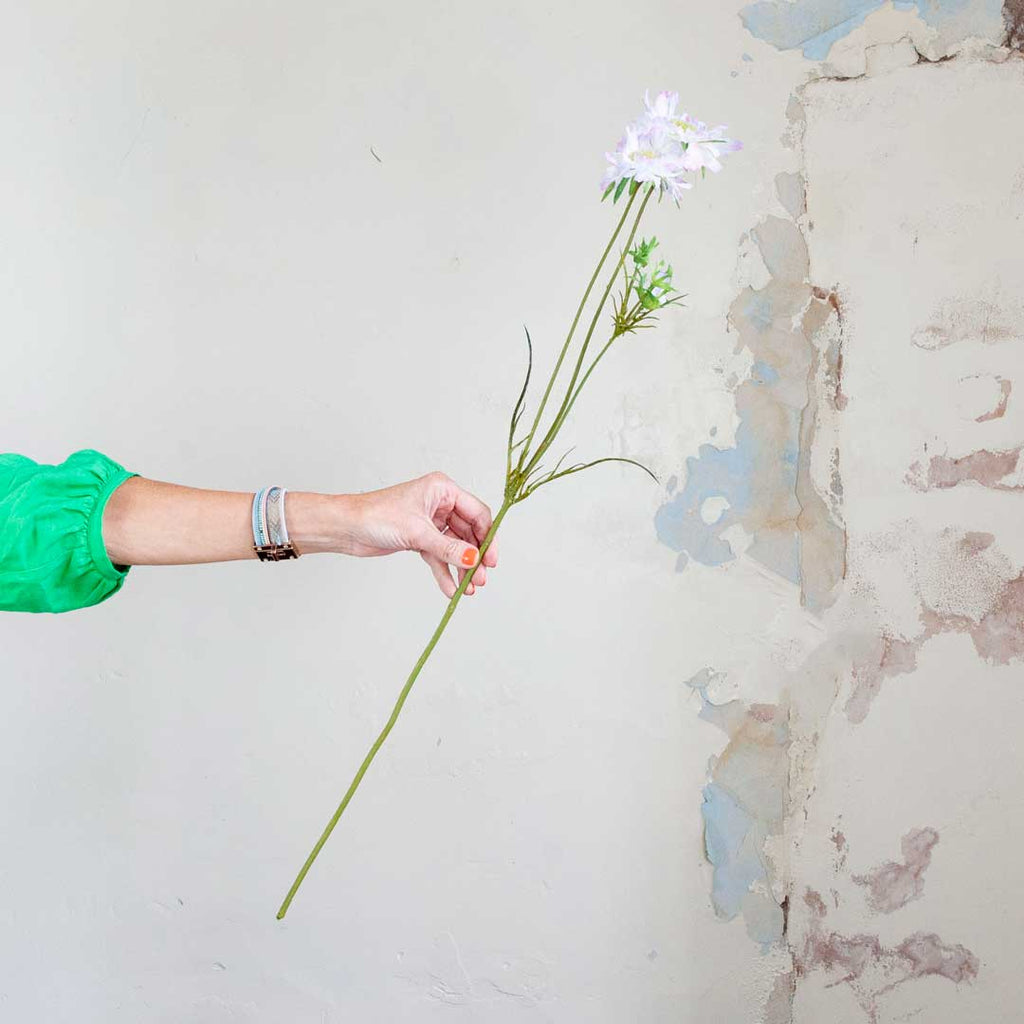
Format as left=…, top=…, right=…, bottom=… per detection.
left=1, top=2, right=1021, bottom=1022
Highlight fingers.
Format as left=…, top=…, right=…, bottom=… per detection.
left=421, top=553, right=476, bottom=598
left=443, top=513, right=489, bottom=587
left=426, top=473, right=498, bottom=568
left=415, top=522, right=484, bottom=588
left=451, top=488, right=499, bottom=567
left=422, top=553, right=455, bottom=598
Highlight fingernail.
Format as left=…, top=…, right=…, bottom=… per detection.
left=461, top=548, right=478, bottom=567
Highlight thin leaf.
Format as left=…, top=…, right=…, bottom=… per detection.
left=614, top=177, right=628, bottom=203
left=549, top=446, right=577, bottom=478
left=523, top=456, right=658, bottom=498
left=601, top=182, right=616, bottom=202
left=507, top=326, right=533, bottom=454
left=520, top=462, right=547, bottom=495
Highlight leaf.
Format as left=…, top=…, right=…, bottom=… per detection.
left=522, top=455, right=659, bottom=498
left=549, top=446, right=577, bottom=478
left=614, top=177, right=628, bottom=203
left=602, top=182, right=616, bottom=202
left=507, top=326, right=533, bottom=456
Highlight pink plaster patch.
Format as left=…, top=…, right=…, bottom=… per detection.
left=853, top=827, right=939, bottom=913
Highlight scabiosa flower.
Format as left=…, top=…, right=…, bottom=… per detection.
left=602, top=91, right=741, bottom=199
left=602, top=124, right=692, bottom=202
left=641, top=89, right=742, bottom=175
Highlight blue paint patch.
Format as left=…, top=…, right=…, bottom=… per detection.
left=654, top=429, right=757, bottom=568
left=688, top=672, right=787, bottom=952
left=655, top=408, right=801, bottom=579
left=703, top=783, right=764, bottom=919
left=750, top=359, right=780, bottom=385
left=739, top=0, right=1002, bottom=58
left=655, top=213, right=809, bottom=586
left=738, top=288, right=775, bottom=333
left=740, top=0, right=885, bottom=59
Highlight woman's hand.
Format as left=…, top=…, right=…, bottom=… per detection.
left=102, top=471, right=499, bottom=598
left=323, top=472, right=499, bottom=597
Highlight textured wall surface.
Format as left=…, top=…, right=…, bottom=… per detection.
left=1, top=2, right=1021, bottom=1022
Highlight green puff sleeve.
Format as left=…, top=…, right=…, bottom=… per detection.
left=0, top=449, right=138, bottom=614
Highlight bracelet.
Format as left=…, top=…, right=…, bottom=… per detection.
left=252, top=486, right=301, bottom=561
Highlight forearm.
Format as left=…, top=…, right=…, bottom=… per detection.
left=101, top=477, right=354, bottom=565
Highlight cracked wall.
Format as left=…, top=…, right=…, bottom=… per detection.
left=679, top=5, right=1024, bottom=1022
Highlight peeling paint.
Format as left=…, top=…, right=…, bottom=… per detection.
left=830, top=825, right=849, bottom=872
left=687, top=670, right=789, bottom=951
left=775, top=170, right=807, bottom=220
left=656, top=208, right=847, bottom=611
left=906, top=444, right=1024, bottom=491
left=846, top=530, right=1024, bottom=721
left=852, top=827, right=939, bottom=913
left=797, top=888, right=979, bottom=1024
left=667, top=18, right=1021, bottom=1022
left=763, top=970, right=797, bottom=1024
left=846, top=631, right=923, bottom=724
left=974, top=376, right=1012, bottom=421
left=1006, top=0, right=1024, bottom=47
left=739, top=0, right=1004, bottom=59
left=911, top=295, right=1024, bottom=349
left=957, top=373, right=1014, bottom=421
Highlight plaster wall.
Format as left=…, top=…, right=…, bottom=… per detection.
left=0, top=2, right=1021, bottom=1022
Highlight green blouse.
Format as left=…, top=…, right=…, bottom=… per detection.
left=0, top=449, right=137, bottom=614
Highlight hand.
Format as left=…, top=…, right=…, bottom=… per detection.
left=101, top=472, right=498, bottom=594
left=331, top=472, right=499, bottom=597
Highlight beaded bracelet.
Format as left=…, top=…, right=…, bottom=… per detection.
left=252, top=486, right=300, bottom=560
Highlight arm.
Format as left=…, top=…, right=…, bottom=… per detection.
left=102, top=471, right=499, bottom=597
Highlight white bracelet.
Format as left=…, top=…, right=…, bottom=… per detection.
left=252, top=486, right=300, bottom=560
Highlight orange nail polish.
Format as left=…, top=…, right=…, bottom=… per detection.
left=461, top=548, right=478, bottom=567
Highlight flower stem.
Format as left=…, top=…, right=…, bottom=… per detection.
left=276, top=500, right=513, bottom=919
left=515, top=189, right=639, bottom=472
left=524, top=187, right=654, bottom=475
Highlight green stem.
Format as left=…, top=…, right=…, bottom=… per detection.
left=276, top=500, right=513, bottom=920
left=565, top=333, right=619, bottom=417
left=515, top=189, right=638, bottom=473
left=523, top=187, right=653, bottom=476
left=562, top=302, right=652, bottom=422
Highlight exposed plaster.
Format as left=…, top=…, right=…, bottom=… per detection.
left=1005, top=0, right=1024, bottom=48
left=688, top=5, right=1024, bottom=1021
left=796, top=886, right=979, bottom=1024
left=851, top=826, right=939, bottom=913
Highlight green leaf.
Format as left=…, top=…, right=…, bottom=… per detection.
left=507, top=326, right=533, bottom=458
left=639, top=292, right=660, bottom=311
left=629, top=178, right=640, bottom=196
left=614, top=177, right=628, bottom=203
left=601, top=182, right=616, bottom=202
left=521, top=455, right=659, bottom=499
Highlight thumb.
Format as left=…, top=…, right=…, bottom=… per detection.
left=417, top=524, right=480, bottom=570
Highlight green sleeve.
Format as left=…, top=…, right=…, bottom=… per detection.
left=0, top=449, right=138, bottom=614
